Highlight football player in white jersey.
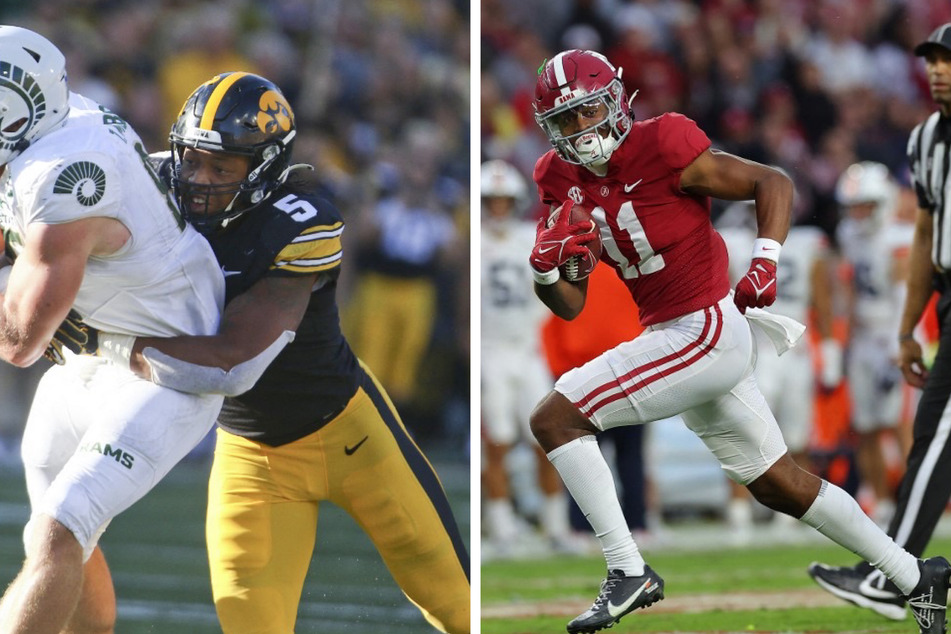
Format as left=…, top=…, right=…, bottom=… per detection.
left=836, top=161, right=914, bottom=527
left=480, top=159, right=574, bottom=556
left=0, top=27, right=224, bottom=634
left=718, top=201, right=840, bottom=536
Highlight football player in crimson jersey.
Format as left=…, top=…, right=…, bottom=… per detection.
left=526, top=49, right=948, bottom=634
left=53, top=72, right=470, bottom=634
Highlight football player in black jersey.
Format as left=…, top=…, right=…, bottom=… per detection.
left=82, top=72, right=470, bottom=633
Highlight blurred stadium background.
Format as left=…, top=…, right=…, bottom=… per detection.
left=0, top=0, right=470, bottom=632
left=481, top=0, right=951, bottom=534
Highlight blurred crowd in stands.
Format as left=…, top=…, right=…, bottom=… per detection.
left=482, top=0, right=950, bottom=235
left=0, top=0, right=470, bottom=456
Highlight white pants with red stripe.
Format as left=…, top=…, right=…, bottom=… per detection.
left=554, top=294, right=788, bottom=485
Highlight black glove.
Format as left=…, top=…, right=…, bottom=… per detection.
left=44, top=309, right=100, bottom=365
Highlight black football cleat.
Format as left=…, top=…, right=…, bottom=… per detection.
left=906, top=556, right=951, bottom=634
left=808, top=560, right=906, bottom=621
left=566, top=566, right=664, bottom=633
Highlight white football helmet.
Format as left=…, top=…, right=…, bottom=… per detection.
left=835, top=161, right=897, bottom=232
left=481, top=159, right=528, bottom=230
left=480, top=159, right=527, bottom=201
left=0, top=26, right=69, bottom=166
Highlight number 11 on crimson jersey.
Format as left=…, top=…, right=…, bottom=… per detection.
left=591, top=201, right=666, bottom=279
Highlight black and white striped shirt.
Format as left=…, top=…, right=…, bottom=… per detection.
left=908, top=111, right=951, bottom=270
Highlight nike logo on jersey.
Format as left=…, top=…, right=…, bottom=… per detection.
left=624, top=179, right=643, bottom=193
left=344, top=436, right=369, bottom=455
left=607, top=579, right=659, bottom=617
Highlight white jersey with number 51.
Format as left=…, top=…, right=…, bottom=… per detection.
left=0, top=92, right=223, bottom=337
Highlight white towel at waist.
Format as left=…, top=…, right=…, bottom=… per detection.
left=744, top=307, right=806, bottom=356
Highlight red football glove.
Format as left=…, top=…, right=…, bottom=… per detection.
left=733, top=258, right=777, bottom=313
left=529, top=199, right=598, bottom=274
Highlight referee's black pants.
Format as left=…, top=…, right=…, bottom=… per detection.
left=888, top=289, right=951, bottom=556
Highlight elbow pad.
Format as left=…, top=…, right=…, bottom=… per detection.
left=143, top=330, right=295, bottom=396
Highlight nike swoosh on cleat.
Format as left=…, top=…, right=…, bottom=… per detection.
left=859, top=577, right=902, bottom=601
left=607, top=580, right=653, bottom=617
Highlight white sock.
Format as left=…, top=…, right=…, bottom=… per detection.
left=726, top=498, right=754, bottom=530
left=540, top=492, right=571, bottom=540
left=485, top=498, right=519, bottom=543
left=799, top=481, right=919, bottom=594
left=548, top=436, right=645, bottom=576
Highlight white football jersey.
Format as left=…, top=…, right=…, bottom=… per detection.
left=720, top=223, right=828, bottom=324
left=837, top=218, right=913, bottom=337
left=720, top=220, right=825, bottom=448
left=481, top=218, right=549, bottom=349
left=0, top=93, right=223, bottom=337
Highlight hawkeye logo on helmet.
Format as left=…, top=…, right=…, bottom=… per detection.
left=257, top=90, right=293, bottom=135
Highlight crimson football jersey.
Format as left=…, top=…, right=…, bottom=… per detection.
left=533, top=112, right=731, bottom=325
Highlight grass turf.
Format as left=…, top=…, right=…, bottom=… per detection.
left=0, top=443, right=469, bottom=634
left=482, top=530, right=951, bottom=633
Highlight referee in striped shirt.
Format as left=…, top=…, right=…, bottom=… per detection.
left=808, top=23, right=951, bottom=624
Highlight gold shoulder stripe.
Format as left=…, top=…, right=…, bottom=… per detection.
left=292, top=223, right=344, bottom=244
left=271, top=252, right=342, bottom=273
left=275, top=233, right=341, bottom=265
left=300, top=221, right=344, bottom=233
left=200, top=72, right=250, bottom=130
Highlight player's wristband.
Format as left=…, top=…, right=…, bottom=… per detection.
left=752, top=238, right=782, bottom=263
left=99, top=332, right=136, bottom=371
left=532, top=266, right=560, bottom=285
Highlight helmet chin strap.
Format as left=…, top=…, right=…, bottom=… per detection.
left=627, top=89, right=639, bottom=110
left=278, top=163, right=314, bottom=185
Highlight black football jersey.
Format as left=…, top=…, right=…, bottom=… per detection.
left=206, top=185, right=362, bottom=446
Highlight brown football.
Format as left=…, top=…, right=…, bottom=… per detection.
left=549, top=201, right=602, bottom=281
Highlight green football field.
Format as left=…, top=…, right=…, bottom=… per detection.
left=482, top=527, right=951, bottom=633
left=0, top=443, right=470, bottom=634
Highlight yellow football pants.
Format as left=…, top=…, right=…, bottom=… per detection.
left=206, top=367, right=470, bottom=633
left=344, top=273, right=436, bottom=404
